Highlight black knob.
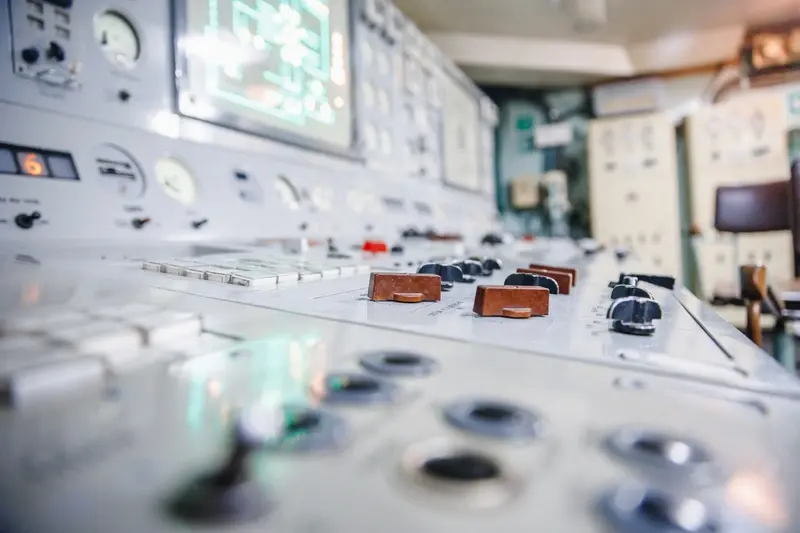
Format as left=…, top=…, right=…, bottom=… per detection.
left=417, top=263, right=464, bottom=291
left=169, top=405, right=281, bottom=523
left=390, top=244, right=404, bottom=254
left=452, top=259, right=483, bottom=282
left=615, top=247, right=631, bottom=260
left=46, top=41, right=66, bottom=62
left=131, top=217, right=151, bottom=229
left=192, top=218, right=209, bottom=229
left=21, top=47, right=39, bottom=64
left=14, top=211, right=41, bottom=230
left=504, top=272, right=559, bottom=294
left=481, top=233, right=505, bottom=246
left=607, top=296, right=662, bottom=336
left=401, top=227, right=423, bottom=238
left=610, top=284, right=653, bottom=300
left=470, top=256, right=503, bottom=275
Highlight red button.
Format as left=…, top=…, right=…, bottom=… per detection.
left=362, top=240, right=388, bottom=253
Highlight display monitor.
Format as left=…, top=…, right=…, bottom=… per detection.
left=441, top=73, right=481, bottom=191
left=178, top=0, right=353, bottom=152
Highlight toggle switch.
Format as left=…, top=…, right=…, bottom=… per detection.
left=527, top=263, right=577, bottom=285
left=417, top=263, right=464, bottom=291
left=452, top=259, right=483, bottom=282
left=504, top=272, right=559, bottom=295
left=517, top=267, right=572, bottom=295
left=473, top=286, right=550, bottom=318
left=607, top=296, right=662, bottom=336
left=470, top=256, right=503, bottom=275
left=14, top=211, right=41, bottom=230
left=362, top=240, right=388, bottom=253
left=610, top=284, right=653, bottom=300
left=368, top=273, right=441, bottom=303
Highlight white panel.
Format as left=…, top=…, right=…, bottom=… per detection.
left=686, top=92, right=792, bottom=299
left=588, top=113, right=682, bottom=278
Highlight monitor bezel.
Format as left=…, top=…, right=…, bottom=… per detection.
left=172, top=0, right=363, bottom=161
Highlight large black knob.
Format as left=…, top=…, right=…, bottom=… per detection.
left=452, top=260, right=483, bottom=282
left=21, top=47, right=39, bottom=64
left=14, top=211, right=41, bottom=230
left=169, top=404, right=282, bottom=523
left=607, top=296, right=662, bottom=336
left=611, top=284, right=653, bottom=300
left=504, top=272, right=559, bottom=294
left=469, top=256, right=503, bottom=275
left=45, top=41, right=66, bottom=62
left=417, top=263, right=463, bottom=291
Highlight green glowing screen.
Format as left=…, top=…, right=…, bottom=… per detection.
left=183, top=0, right=352, bottom=149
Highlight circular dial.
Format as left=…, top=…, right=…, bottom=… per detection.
left=154, top=157, right=197, bottom=205
left=94, top=11, right=140, bottom=69
left=93, top=144, right=145, bottom=198
left=274, top=175, right=301, bottom=210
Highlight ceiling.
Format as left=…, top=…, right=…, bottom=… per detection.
left=394, top=0, right=800, bottom=44
left=394, top=0, right=800, bottom=86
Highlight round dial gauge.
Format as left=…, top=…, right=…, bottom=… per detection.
left=275, top=175, right=301, bottom=210
left=154, top=157, right=197, bottom=205
left=94, top=11, right=140, bottom=69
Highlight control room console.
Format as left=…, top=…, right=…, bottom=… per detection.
left=1, top=1, right=800, bottom=533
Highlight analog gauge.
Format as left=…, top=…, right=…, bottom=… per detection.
left=274, top=175, right=301, bottom=210
left=154, top=157, right=197, bottom=205
left=92, top=144, right=145, bottom=198
left=347, top=190, right=365, bottom=213
left=94, top=11, right=140, bottom=69
left=311, top=187, right=333, bottom=211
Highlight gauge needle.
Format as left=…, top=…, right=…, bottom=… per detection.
left=164, top=178, right=179, bottom=193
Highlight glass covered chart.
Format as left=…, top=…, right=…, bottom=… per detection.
left=182, top=0, right=353, bottom=149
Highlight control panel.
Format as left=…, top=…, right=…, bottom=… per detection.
left=0, top=0, right=498, bottom=245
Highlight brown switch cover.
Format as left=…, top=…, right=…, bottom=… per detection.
left=473, top=285, right=550, bottom=318
left=528, top=263, right=577, bottom=286
left=368, top=273, right=441, bottom=303
left=517, top=267, right=573, bottom=295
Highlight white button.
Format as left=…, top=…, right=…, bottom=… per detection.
left=87, top=303, right=162, bottom=321
left=183, top=267, right=206, bottom=279
left=127, top=311, right=202, bottom=346
left=355, top=264, right=371, bottom=275
left=163, top=261, right=206, bottom=276
left=2, top=357, right=105, bottom=407
left=204, top=267, right=236, bottom=283
left=0, top=334, right=51, bottom=355
left=229, top=271, right=279, bottom=289
left=1, top=311, right=88, bottom=335
left=142, top=261, right=164, bottom=272
left=298, top=270, right=323, bottom=282
left=48, top=321, right=143, bottom=354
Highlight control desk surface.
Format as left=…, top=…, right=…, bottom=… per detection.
left=1, top=240, right=800, bottom=533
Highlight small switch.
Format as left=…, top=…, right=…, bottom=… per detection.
left=362, top=240, right=388, bottom=253
left=527, top=263, right=577, bottom=286
left=14, top=211, right=41, bottom=230
left=504, top=272, right=559, bottom=295
left=368, top=273, right=441, bottom=303
left=473, top=286, right=550, bottom=318
left=610, top=284, right=652, bottom=300
left=131, top=217, right=151, bottom=229
left=451, top=260, right=483, bottom=282
left=470, top=256, right=503, bottom=275
left=517, top=267, right=572, bottom=295
left=192, top=218, right=209, bottom=229
left=607, top=296, right=662, bottom=336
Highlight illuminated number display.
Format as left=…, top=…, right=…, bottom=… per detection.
left=0, top=143, right=79, bottom=181
left=19, top=152, right=48, bottom=177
